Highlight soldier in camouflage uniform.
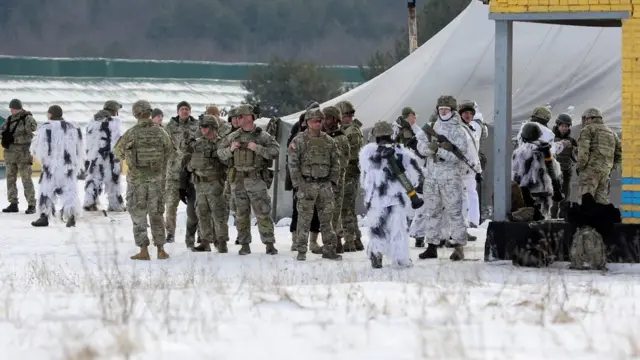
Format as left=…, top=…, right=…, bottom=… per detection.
left=164, top=101, right=201, bottom=247
left=1, top=99, right=37, bottom=214
left=577, top=107, right=622, bottom=204
left=187, top=115, right=229, bottom=253
left=319, top=105, right=350, bottom=254
left=114, top=100, right=175, bottom=260
left=335, top=100, right=364, bottom=252
left=288, top=108, right=342, bottom=261
left=551, top=113, right=578, bottom=218
left=218, top=104, right=279, bottom=255
left=226, top=106, right=241, bottom=242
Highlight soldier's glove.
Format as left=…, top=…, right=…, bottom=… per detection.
left=179, top=189, right=188, bottom=204
left=475, top=173, right=483, bottom=183
left=438, top=142, right=454, bottom=151
left=428, top=140, right=439, bottom=153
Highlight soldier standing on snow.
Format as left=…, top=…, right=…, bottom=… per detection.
left=30, top=105, right=84, bottom=228
left=360, top=121, right=423, bottom=269
left=83, top=100, right=125, bottom=212
left=577, top=107, right=621, bottom=204
left=417, top=96, right=472, bottom=261
left=336, top=100, right=364, bottom=252
left=288, top=108, right=342, bottom=261
left=115, top=100, right=175, bottom=260
left=1, top=99, right=37, bottom=214
left=457, top=101, right=483, bottom=230
left=550, top=113, right=578, bottom=218
left=218, top=104, right=280, bottom=255
left=187, top=115, right=230, bottom=253
left=165, top=101, right=200, bottom=247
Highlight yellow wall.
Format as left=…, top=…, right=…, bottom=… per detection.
left=490, top=0, right=640, bottom=222
left=490, top=0, right=634, bottom=13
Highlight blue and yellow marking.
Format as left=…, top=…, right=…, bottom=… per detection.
left=621, top=178, right=640, bottom=223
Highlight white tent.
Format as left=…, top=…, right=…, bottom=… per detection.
left=268, top=1, right=623, bottom=220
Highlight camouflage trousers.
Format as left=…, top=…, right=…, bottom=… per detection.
left=5, top=148, right=36, bottom=206
left=570, top=225, right=606, bottom=270
left=340, top=176, right=360, bottom=242
left=579, top=169, right=610, bottom=204
left=331, top=178, right=345, bottom=237
left=195, top=180, right=229, bottom=245
left=165, top=179, right=199, bottom=244
left=224, top=179, right=236, bottom=214
left=231, top=171, right=275, bottom=244
left=551, top=169, right=572, bottom=218
left=296, top=181, right=337, bottom=253
left=126, top=179, right=166, bottom=247
left=423, top=177, right=467, bottom=245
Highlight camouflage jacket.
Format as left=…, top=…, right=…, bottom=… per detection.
left=187, top=136, right=226, bottom=179
left=393, top=117, right=415, bottom=147
left=165, top=116, right=201, bottom=181
left=114, top=118, right=175, bottom=183
left=552, top=126, right=578, bottom=172
left=577, top=118, right=621, bottom=174
left=326, top=127, right=350, bottom=173
left=217, top=125, right=279, bottom=172
left=1, top=109, right=37, bottom=146
left=288, top=130, right=340, bottom=188
left=342, top=122, right=364, bottom=179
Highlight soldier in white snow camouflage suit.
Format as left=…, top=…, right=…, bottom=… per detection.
left=416, top=96, right=471, bottom=261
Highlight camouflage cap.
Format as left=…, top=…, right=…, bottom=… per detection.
left=305, top=108, right=325, bottom=121
left=531, top=106, right=552, bottom=123
left=9, top=99, right=22, bottom=110
left=401, top=107, right=416, bottom=119
left=235, top=104, right=255, bottom=117
left=205, top=104, right=220, bottom=116
left=582, top=107, right=602, bottom=119
left=199, top=114, right=219, bottom=129
left=372, top=121, right=394, bottom=137
left=322, top=106, right=341, bottom=120
left=457, top=101, right=476, bottom=115
left=132, top=100, right=152, bottom=118
left=336, top=100, right=355, bottom=115
left=103, top=100, right=122, bottom=112
left=437, top=95, right=457, bottom=109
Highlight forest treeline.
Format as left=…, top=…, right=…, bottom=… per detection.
left=0, top=0, right=471, bottom=66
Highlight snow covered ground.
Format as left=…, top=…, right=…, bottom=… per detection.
left=0, top=179, right=639, bottom=359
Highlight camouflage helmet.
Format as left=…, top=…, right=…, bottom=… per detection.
left=457, top=101, right=476, bottom=115
left=305, top=108, right=325, bottom=122
left=103, top=100, right=122, bottom=112
left=371, top=121, right=394, bottom=137
left=582, top=107, right=602, bottom=119
left=436, top=95, right=457, bottom=110
left=132, top=100, right=152, bottom=118
left=531, top=106, right=552, bottom=124
left=205, top=104, right=220, bottom=116
left=235, top=104, right=255, bottom=118
left=521, top=122, right=542, bottom=142
left=556, top=113, right=572, bottom=126
left=322, top=106, right=341, bottom=121
left=199, top=114, right=219, bottom=129
left=336, top=100, right=355, bottom=115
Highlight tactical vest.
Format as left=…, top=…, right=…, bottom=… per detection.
left=301, top=133, right=332, bottom=179
left=191, top=139, right=225, bottom=177
left=232, top=130, right=267, bottom=171
left=130, top=126, right=164, bottom=170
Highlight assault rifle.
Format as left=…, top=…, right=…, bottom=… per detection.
left=422, top=124, right=482, bottom=183
left=379, top=146, right=424, bottom=209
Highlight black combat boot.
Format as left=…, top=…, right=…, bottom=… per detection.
left=336, top=236, right=344, bottom=254
left=450, top=245, right=465, bottom=261
left=266, top=243, right=278, bottom=255
left=83, top=204, right=98, bottom=212
left=25, top=205, right=36, bottom=214
left=354, top=234, right=364, bottom=251
left=217, top=241, right=228, bottom=253
left=31, top=214, right=49, bottom=227
left=296, top=251, right=306, bottom=261
left=467, top=233, right=477, bottom=242
left=414, top=237, right=425, bottom=247
left=418, top=244, right=438, bottom=259
left=192, top=242, right=212, bottom=252
left=2, top=203, right=19, bottom=213
left=165, top=233, right=175, bottom=243
left=370, top=252, right=383, bottom=268
left=322, top=245, right=342, bottom=260
left=238, top=244, right=251, bottom=255
left=66, top=215, right=76, bottom=228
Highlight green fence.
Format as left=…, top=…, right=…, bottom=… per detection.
left=0, top=56, right=365, bottom=83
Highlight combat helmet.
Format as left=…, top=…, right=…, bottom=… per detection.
left=305, top=108, right=325, bottom=121
left=521, top=122, right=542, bottom=142
left=531, top=106, right=552, bottom=125
left=336, top=100, right=355, bottom=116
left=582, top=107, right=602, bottom=119
left=555, top=113, right=572, bottom=126
left=322, top=106, right=341, bottom=121
left=235, top=104, right=255, bottom=119
left=199, top=114, right=219, bottom=129
left=436, top=95, right=457, bottom=110
left=132, top=100, right=152, bottom=119
left=457, top=100, right=476, bottom=115
left=371, top=121, right=394, bottom=138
